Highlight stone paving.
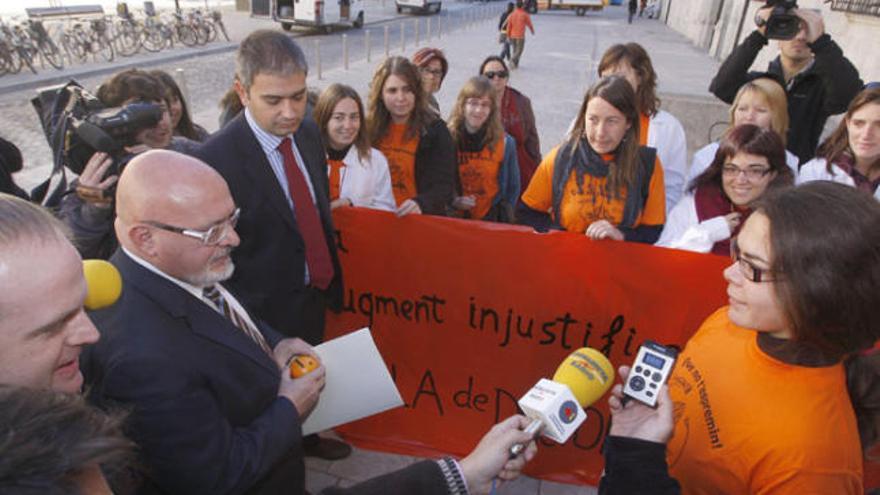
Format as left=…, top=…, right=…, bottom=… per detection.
left=0, top=2, right=726, bottom=493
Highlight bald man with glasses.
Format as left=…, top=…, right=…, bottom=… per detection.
left=81, top=149, right=324, bottom=495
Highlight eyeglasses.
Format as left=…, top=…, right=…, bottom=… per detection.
left=465, top=98, right=492, bottom=110
left=483, top=70, right=509, bottom=80
left=144, top=208, right=240, bottom=246
left=419, top=67, right=444, bottom=77
left=729, top=238, right=779, bottom=283
left=722, top=163, right=771, bottom=180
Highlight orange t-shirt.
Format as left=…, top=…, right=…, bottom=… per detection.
left=667, top=307, right=863, bottom=495
left=520, top=146, right=666, bottom=234
left=457, top=139, right=505, bottom=220
left=327, top=158, right=344, bottom=201
left=376, top=123, right=420, bottom=206
left=639, top=113, right=650, bottom=146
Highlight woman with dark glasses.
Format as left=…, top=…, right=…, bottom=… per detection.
left=665, top=181, right=880, bottom=493
left=479, top=55, right=540, bottom=192
left=656, top=124, right=793, bottom=254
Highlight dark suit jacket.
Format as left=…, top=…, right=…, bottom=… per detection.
left=82, top=250, right=304, bottom=495
left=197, top=114, right=343, bottom=344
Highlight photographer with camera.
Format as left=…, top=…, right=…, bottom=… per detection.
left=58, top=70, right=200, bottom=259
left=709, top=2, right=863, bottom=166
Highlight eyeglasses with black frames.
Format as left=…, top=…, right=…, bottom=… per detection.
left=729, top=237, right=779, bottom=283
left=721, top=163, right=772, bottom=181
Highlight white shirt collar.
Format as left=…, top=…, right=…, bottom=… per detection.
left=121, top=246, right=206, bottom=301
left=244, top=107, right=293, bottom=155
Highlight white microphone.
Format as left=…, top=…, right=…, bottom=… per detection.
left=510, top=348, right=615, bottom=456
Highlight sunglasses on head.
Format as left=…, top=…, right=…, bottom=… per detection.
left=483, top=70, right=509, bottom=80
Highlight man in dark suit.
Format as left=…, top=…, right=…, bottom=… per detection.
left=197, top=31, right=341, bottom=346
left=196, top=29, right=349, bottom=460
left=79, top=150, right=541, bottom=495
left=82, top=150, right=325, bottom=494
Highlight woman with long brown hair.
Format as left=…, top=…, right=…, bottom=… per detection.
left=666, top=181, right=880, bottom=493
left=657, top=124, right=794, bottom=254
left=519, top=75, right=665, bottom=243
left=366, top=56, right=455, bottom=216
left=447, top=76, right=520, bottom=222
left=598, top=43, right=687, bottom=212
left=313, top=83, right=395, bottom=212
left=799, top=86, right=880, bottom=199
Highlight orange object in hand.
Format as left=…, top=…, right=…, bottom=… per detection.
left=289, top=354, right=320, bottom=378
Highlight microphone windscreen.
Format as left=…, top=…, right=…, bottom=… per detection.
left=82, top=260, right=122, bottom=310
left=552, top=348, right=615, bottom=407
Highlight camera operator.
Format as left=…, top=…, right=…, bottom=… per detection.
left=58, top=69, right=200, bottom=259
left=709, top=4, right=863, bottom=165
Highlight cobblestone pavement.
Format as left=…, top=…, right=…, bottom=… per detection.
left=0, top=0, right=501, bottom=189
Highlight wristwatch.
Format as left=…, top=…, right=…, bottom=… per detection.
left=754, top=10, right=767, bottom=29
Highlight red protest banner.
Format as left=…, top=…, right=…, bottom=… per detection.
left=326, top=208, right=880, bottom=486
left=325, top=208, right=730, bottom=485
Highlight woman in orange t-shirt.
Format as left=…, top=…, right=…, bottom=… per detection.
left=519, top=75, right=666, bottom=243
left=447, top=76, right=520, bottom=223
left=365, top=56, right=456, bottom=216
left=661, top=182, right=880, bottom=494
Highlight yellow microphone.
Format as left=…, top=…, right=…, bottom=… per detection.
left=510, top=348, right=615, bottom=457
left=82, top=260, right=123, bottom=310
left=552, top=347, right=615, bottom=407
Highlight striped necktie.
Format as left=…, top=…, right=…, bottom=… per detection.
left=203, top=285, right=273, bottom=357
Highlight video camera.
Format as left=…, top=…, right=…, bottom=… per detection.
left=760, top=0, right=801, bottom=40
left=31, top=81, right=163, bottom=176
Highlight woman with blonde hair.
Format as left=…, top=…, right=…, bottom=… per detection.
left=447, top=76, right=520, bottom=222
left=519, top=75, right=666, bottom=243
left=366, top=56, right=455, bottom=216
left=799, top=86, right=880, bottom=199
left=688, top=77, right=799, bottom=183
left=313, top=84, right=395, bottom=211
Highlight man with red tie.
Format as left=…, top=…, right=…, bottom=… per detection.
left=197, top=30, right=349, bottom=460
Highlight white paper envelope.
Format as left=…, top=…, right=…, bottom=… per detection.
left=301, top=327, right=404, bottom=435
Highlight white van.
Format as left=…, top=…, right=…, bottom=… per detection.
left=541, top=0, right=604, bottom=16
left=395, top=0, right=442, bottom=14
left=266, top=0, right=365, bottom=32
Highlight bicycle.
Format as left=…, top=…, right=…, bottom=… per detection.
left=112, top=11, right=144, bottom=57
left=0, top=19, right=36, bottom=73
left=61, top=17, right=114, bottom=64
left=24, top=18, right=64, bottom=69
left=210, top=10, right=230, bottom=42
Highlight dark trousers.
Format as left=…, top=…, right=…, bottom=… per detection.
left=272, top=286, right=328, bottom=345
left=500, top=39, right=511, bottom=60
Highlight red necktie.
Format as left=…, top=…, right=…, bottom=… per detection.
left=277, top=137, right=334, bottom=290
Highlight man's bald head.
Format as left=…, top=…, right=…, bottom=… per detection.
left=114, top=150, right=240, bottom=286
left=116, top=150, right=230, bottom=229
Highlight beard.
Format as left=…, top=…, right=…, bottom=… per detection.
left=185, top=250, right=236, bottom=287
